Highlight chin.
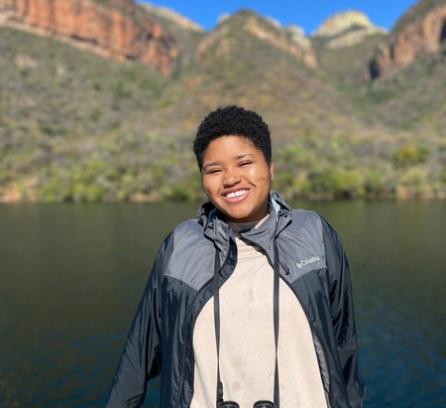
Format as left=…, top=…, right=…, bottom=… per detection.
left=217, top=199, right=265, bottom=222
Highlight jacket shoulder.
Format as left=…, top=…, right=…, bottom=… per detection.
left=287, top=208, right=324, bottom=237
left=171, top=218, right=203, bottom=240
left=287, top=209, right=341, bottom=249
left=168, top=217, right=210, bottom=251
left=163, top=218, right=214, bottom=290
left=289, top=208, right=321, bottom=221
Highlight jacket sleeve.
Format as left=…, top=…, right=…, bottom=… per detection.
left=106, top=236, right=170, bottom=408
left=321, top=218, right=365, bottom=408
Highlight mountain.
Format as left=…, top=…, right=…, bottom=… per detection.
left=140, top=2, right=204, bottom=69
left=314, top=10, right=386, bottom=49
left=312, top=1, right=446, bottom=135
left=0, top=0, right=178, bottom=74
left=0, top=0, right=445, bottom=202
left=141, top=10, right=364, bottom=145
left=141, top=2, right=202, bottom=32
left=312, top=11, right=387, bottom=85
left=351, top=0, right=446, bottom=135
left=369, top=0, right=446, bottom=79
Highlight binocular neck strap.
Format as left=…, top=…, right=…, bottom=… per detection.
left=214, top=249, right=224, bottom=406
left=273, top=241, right=280, bottom=407
left=213, top=242, right=281, bottom=407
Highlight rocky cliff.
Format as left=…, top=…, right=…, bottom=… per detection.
left=140, top=1, right=204, bottom=67
left=196, top=11, right=317, bottom=68
left=0, top=0, right=178, bottom=75
left=315, top=11, right=375, bottom=36
left=370, top=0, right=446, bottom=79
left=314, top=10, right=385, bottom=49
left=141, top=2, right=202, bottom=32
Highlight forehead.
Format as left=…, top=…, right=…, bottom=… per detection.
left=203, top=135, right=259, bottom=159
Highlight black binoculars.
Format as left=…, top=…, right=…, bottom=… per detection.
left=219, top=400, right=274, bottom=408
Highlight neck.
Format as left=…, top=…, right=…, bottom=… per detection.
left=228, top=212, right=270, bottom=233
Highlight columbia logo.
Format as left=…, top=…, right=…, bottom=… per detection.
left=296, top=256, right=320, bottom=268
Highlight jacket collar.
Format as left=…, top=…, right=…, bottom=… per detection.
left=198, top=191, right=292, bottom=260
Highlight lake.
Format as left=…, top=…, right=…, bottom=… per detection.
left=1, top=201, right=445, bottom=407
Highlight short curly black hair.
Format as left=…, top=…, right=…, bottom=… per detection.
left=193, top=105, right=271, bottom=170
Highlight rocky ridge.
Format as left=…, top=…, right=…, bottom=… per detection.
left=197, top=11, right=316, bottom=67
left=2, top=1, right=445, bottom=79
left=141, top=2, right=202, bottom=32
left=314, top=10, right=385, bottom=49
left=370, top=0, right=446, bottom=79
left=0, top=0, right=178, bottom=75
left=286, top=25, right=313, bottom=52
left=315, top=11, right=375, bottom=36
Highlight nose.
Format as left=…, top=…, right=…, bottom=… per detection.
left=223, top=169, right=241, bottom=187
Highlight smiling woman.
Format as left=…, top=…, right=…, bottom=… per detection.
left=106, top=106, right=365, bottom=408
left=201, top=136, right=274, bottom=223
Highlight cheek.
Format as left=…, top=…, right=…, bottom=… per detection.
left=249, top=167, right=271, bottom=184
left=202, top=177, right=218, bottom=196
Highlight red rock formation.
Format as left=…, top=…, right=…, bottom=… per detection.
left=1, top=0, right=178, bottom=75
left=370, top=1, right=446, bottom=79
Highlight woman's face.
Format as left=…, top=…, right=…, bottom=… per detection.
left=201, top=135, right=274, bottom=223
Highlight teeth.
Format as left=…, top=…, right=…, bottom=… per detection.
left=226, top=189, right=248, bottom=198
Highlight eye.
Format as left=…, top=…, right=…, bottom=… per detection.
left=205, top=168, right=222, bottom=175
left=239, top=160, right=253, bottom=167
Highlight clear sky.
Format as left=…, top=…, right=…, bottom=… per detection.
left=139, top=0, right=418, bottom=34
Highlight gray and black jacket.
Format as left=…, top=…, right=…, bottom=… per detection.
left=106, top=192, right=365, bottom=408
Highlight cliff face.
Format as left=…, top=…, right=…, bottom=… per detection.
left=242, top=15, right=317, bottom=67
left=314, top=11, right=386, bottom=49
left=196, top=11, right=317, bottom=68
left=315, top=11, right=377, bottom=37
left=370, top=0, right=446, bottom=79
left=141, top=2, right=202, bottom=32
left=0, top=0, right=178, bottom=75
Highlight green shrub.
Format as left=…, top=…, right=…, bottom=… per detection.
left=307, top=167, right=365, bottom=199
left=160, top=179, right=201, bottom=202
left=115, top=172, right=137, bottom=201
left=277, top=145, right=318, bottom=169
left=362, top=169, right=397, bottom=198
left=112, top=81, right=132, bottom=99
left=393, top=144, right=430, bottom=168
left=40, top=170, right=73, bottom=202
left=396, top=167, right=433, bottom=199
left=72, top=182, right=107, bottom=202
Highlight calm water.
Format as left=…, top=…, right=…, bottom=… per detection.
left=0, top=201, right=445, bottom=407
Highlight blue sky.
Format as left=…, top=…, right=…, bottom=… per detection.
left=139, top=0, right=418, bottom=34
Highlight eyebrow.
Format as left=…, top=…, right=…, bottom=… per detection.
left=202, top=153, right=254, bottom=171
left=236, top=153, right=254, bottom=160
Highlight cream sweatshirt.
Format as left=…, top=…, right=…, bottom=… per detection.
left=190, top=219, right=328, bottom=408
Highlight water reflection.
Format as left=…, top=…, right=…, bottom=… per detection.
left=0, top=201, right=445, bottom=407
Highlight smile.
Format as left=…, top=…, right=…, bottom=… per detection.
left=222, top=188, right=250, bottom=202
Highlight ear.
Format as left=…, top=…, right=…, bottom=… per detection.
left=269, top=161, right=275, bottom=180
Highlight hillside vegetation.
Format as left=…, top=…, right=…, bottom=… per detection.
left=0, top=2, right=445, bottom=202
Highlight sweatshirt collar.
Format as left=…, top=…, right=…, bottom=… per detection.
left=198, top=191, right=292, bottom=259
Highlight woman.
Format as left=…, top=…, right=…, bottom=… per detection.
left=106, top=106, right=365, bottom=408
